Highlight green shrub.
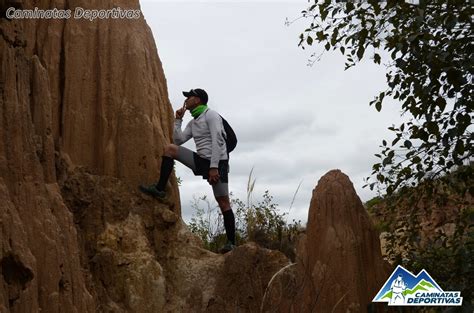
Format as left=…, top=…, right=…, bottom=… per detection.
left=187, top=168, right=304, bottom=260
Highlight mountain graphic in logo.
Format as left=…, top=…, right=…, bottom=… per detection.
left=373, top=265, right=462, bottom=306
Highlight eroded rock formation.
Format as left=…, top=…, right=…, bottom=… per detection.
left=1, top=1, right=289, bottom=312
left=60, top=168, right=290, bottom=312
left=261, top=170, right=389, bottom=313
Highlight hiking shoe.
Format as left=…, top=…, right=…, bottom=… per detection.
left=219, top=241, right=236, bottom=254
left=138, top=184, right=166, bottom=199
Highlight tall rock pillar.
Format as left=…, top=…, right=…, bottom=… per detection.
left=262, top=169, right=388, bottom=312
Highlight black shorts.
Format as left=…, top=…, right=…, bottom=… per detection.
left=175, top=146, right=229, bottom=197
left=193, top=153, right=229, bottom=183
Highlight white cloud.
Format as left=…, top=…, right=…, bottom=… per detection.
left=141, top=2, right=408, bottom=225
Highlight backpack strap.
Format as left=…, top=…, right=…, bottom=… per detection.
left=204, top=109, right=230, bottom=160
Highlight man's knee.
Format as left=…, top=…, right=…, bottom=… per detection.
left=164, top=144, right=179, bottom=158
left=215, top=195, right=231, bottom=211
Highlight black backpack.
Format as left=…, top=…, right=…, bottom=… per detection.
left=205, top=109, right=238, bottom=155
left=219, top=115, right=237, bottom=154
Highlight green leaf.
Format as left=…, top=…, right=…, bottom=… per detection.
left=306, top=36, right=313, bottom=46
left=404, top=140, right=412, bottom=148
left=331, top=35, right=336, bottom=46
left=316, top=31, right=325, bottom=41
left=377, top=173, right=385, bottom=182
left=379, top=92, right=385, bottom=102
left=407, top=33, right=420, bottom=42
left=357, top=46, right=365, bottom=60
left=426, top=122, right=439, bottom=136
left=454, top=140, right=465, bottom=156
left=375, top=101, right=382, bottom=112
left=320, top=6, right=329, bottom=20
left=438, top=157, right=445, bottom=166
left=345, top=1, right=354, bottom=13
left=445, top=14, right=458, bottom=29
left=374, top=53, right=381, bottom=64
left=416, top=129, right=429, bottom=141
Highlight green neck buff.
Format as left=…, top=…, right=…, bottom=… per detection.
left=191, top=104, right=208, bottom=118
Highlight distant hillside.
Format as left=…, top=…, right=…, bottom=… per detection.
left=363, top=164, right=473, bottom=307
left=365, top=163, right=473, bottom=236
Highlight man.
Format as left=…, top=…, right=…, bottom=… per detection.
left=139, top=88, right=236, bottom=253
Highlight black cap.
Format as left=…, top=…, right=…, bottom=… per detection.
left=182, top=88, right=208, bottom=104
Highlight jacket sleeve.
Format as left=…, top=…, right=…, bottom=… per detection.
left=206, top=110, right=226, bottom=168
left=173, top=119, right=192, bottom=145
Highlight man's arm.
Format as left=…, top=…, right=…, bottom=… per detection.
left=206, top=110, right=226, bottom=168
left=174, top=119, right=192, bottom=145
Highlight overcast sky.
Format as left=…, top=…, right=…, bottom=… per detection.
left=140, top=1, right=406, bottom=225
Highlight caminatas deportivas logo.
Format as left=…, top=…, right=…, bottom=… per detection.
left=372, top=265, right=463, bottom=306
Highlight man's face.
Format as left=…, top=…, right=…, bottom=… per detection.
left=184, top=96, right=201, bottom=110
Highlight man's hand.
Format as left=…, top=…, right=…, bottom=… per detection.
left=208, top=168, right=220, bottom=185
left=175, top=102, right=187, bottom=119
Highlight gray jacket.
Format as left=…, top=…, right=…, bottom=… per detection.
left=174, top=107, right=228, bottom=168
